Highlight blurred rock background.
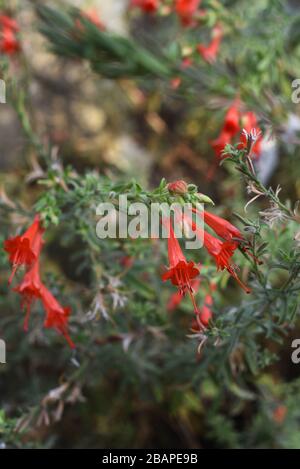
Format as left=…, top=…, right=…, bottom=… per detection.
left=0, top=0, right=156, bottom=183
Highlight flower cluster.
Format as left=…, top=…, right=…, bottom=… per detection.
left=162, top=182, right=250, bottom=330
left=0, top=14, right=20, bottom=55
left=211, top=100, right=262, bottom=162
left=130, top=1, right=223, bottom=92
left=4, top=216, right=75, bottom=348
left=130, top=0, right=222, bottom=57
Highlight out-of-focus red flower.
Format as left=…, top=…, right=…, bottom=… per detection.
left=80, top=8, right=105, bottom=30
left=167, top=180, right=188, bottom=195
left=197, top=24, right=222, bottom=63
left=170, top=58, right=193, bottom=90
left=223, top=101, right=240, bottom=136
left=162, top=219, right=200, bottom=312
left=181, top=57, right=193, bottom=68
left=210, top=102, right=240, bottom=160
left=191, top=288, right=214, bottom=330
left=120, top=255, right=135, bottom=269
left=239, top=111, right=262, bottom=158
left=0, top=15, right=19, bottom=32
left=4, top=216, right=44, bottom=284
left=170, top=77, right=182, bottom=89
left=0, top=28, right=20, bottom=55
left=14, top=260, right=43, bottom=331
left=175, top=0, right=201, bottom=26
left=76, top=9, right=105, bottom=32
left=210, top=130, right=232, bottom=159
left=273, top=405, right=287, bottom=424
left=241, top=111, right=258, bottom=133
left=0, top=14, right=20, bottom=55
left=167, top=290, right=182, bottom=311
left=210, top=101, right=262, bottom=164
left=198, top=293, right=213, bottom=326
left=41, top=285, right=75, bottom=349
left=130, top=0, right=159, bottom=13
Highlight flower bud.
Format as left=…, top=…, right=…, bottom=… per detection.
left=167, top=180, right=188, bottom=195
left=195, top=193, right=214, bottom=205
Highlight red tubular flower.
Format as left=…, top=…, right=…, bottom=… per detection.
left=175, top=0, right=201, bottom=26
left=203, top=232, right=250, bottom=293
left=211, top=105, right=262, bottom=164
left=162, top=219, right=200, bottom=312
left=0, top=15, right=20, bottom=55
left=0, top=15, right=19, bottom=31
left=210, top=101, right=240, bottom=159
left=223, top=102, right=240, bottom=136
left=14, top=260, right=43, bottom=331
left=210, top=130, right=232, bottom=159
left=40, top=286, right=75, bottom=349
left=4, top=216, right=44, bottom=284
left=203, top=230, right=236, bottom=268
left=198, top=294, right=213, bottom=326
left=130, top=0, right=159, bottom=13
left=185, top=214, right=250, bottom=293
left=197, top=25, right=222, bottom=63
left=194, top=208, right=243, bottom=241
left=0, top=26, right=20, bottom=54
